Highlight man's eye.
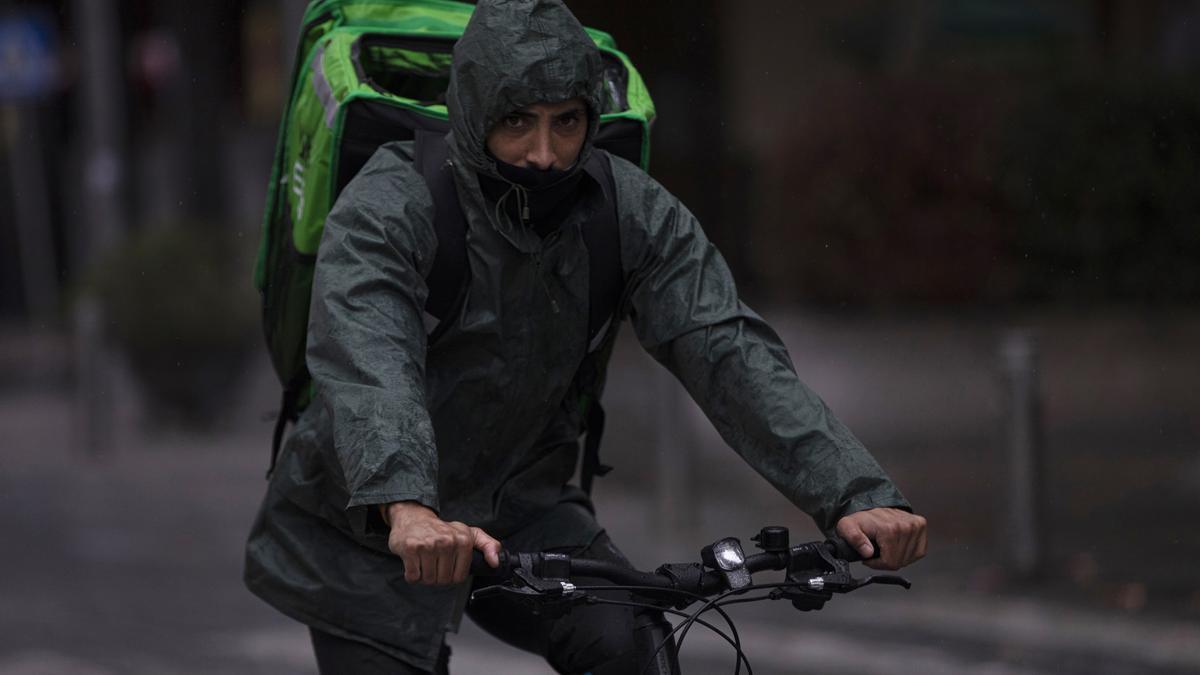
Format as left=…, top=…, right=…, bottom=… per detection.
left=556, top=114, right=581, bottom=129
left=503, top=115, right=526, bottom=129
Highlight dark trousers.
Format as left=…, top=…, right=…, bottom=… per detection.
left=310, top=533, right=677, bottom=674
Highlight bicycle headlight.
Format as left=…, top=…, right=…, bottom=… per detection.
left=714, top=540, right=745, bottom=570
left=702, top=537, right=753, bottom=590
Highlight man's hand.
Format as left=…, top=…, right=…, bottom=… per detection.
left=835, top=507, right=927, bottom=571
left=382, top=501, right=502, bottom=585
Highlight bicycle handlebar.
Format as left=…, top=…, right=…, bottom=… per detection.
left=464, top=528, right=907, bottom=674
left=470, top=535, right=854, bottom=578
left=463, top=528, right=902, bottom=607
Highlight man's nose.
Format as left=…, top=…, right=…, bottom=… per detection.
left=525, top=126, right=556, bottom=170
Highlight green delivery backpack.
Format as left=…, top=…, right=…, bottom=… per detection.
left=254, top=0, right=656, bottom=475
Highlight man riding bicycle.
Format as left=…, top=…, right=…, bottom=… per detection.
left=245, top=1, right=927, bottom=672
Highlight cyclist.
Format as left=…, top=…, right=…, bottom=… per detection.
left=244, top=1, right=927, bottom=673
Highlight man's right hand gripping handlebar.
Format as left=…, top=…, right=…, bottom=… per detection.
left=381, top=501, right=502, bottom=585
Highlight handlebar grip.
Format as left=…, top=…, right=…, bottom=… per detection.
left=469, top=549, right=509, bottom=576
left=828, top=536, right=881, bottom=563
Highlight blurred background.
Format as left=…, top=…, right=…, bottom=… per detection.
left=1, top=0, right=1198, bottom=673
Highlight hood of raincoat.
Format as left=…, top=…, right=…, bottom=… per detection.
left=446, top=0, right=604, bottom=180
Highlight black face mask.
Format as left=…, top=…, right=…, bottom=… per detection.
left=495, top=158, right=573, bottom=190
left=479, top=156, right=585, bottom=236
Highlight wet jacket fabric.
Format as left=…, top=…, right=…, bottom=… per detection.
left=244, top=0, right=909, bottom=669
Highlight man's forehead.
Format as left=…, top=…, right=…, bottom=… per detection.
left=507, top=98, right=587, bottom=116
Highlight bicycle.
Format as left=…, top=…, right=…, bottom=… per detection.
left=467, top=525, right=911, bottom=674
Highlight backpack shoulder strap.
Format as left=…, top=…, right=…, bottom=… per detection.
left=578, top=150, right=623, bottom=494
left=414, top=130, right=468, bottom=321
left=581, top=150, right=623, bottom=347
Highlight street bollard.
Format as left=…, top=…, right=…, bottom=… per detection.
left=71, top=0, right=127, bottom=456
left=1000, top=329, right=1046, bottom=580
left=73, top=297, right=113, bottom=457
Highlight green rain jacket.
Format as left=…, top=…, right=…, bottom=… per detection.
left=245, top=0, right=909, bottom=669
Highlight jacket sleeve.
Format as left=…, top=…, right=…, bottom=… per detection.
left=612, top=157, right=910, bottom=533
left=306, top=143, right=441, bottom=526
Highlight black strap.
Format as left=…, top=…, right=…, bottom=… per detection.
left=580, top=394, right=614, bottom=494
left=415, top=130, right=469, bottom=320
left=577, top=153, right=621, bottom=495
left=580, top=152, right=622, bottom=343
left=267, top=386, right=298, bottom=478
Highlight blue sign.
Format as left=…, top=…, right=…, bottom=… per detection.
left=0, top=12, right=59, bottom=101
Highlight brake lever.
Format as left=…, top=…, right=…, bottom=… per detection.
left=775, top=539, right=910, bottom=611
left=787, top=569, right=912, bottom=595
left=469, top=584, right=507, bottom=602
left=512, top=567, right=578, bottom=595
left=858, top=574, right=912, bottom=589
left=470, top=578, right=589, bottom=618
left=469, top=552, right=588, bottom=619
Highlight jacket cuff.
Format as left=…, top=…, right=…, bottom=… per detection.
left=346, top=491, right=440, bottom=538
left=822, top=493, right=913, bottom=538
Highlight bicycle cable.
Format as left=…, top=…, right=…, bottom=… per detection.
left=639, top=583, right=764, bottom=675
left=673, top=582, right=815, bottom=660
left=572, top=584, right=743, bottom=649
left=583, top=597, right=752, bottom=675
left=569, top=584, right=749, bottom=675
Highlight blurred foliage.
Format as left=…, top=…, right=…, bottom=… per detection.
left=997, top=78, right=1200, bottom=303
left=757, top=76, right=1014, bottom=305
left=92, top=224, right=256, bottom=426
left=756, top=73, right=1200, bottom=306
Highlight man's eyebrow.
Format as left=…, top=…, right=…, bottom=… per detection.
left=554, top=106, right=585, bottom=118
